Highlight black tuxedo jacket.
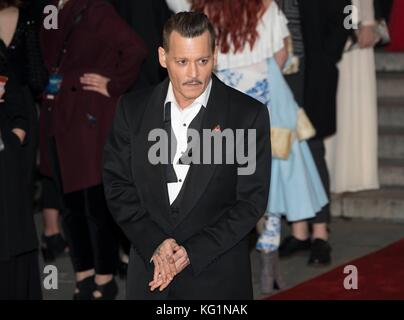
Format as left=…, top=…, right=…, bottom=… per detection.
left=103, top=75, right=271, bottom=299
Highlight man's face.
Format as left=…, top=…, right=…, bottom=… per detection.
left=159, top=30, right=217, bottom=108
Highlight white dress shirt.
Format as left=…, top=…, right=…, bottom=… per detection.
left=164, top=79, right=212, bottom=205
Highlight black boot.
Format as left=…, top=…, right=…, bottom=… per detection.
left=279, top=236, right=311, bottom=258
left=92, top=278, right=118, bottom=300
left=73, top=276, right=96, bottom=300
left=308, top=239, right=332, bottom=266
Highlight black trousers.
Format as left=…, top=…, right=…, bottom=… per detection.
left=48, top=139, right=119, bottom=274
left=63, top=184, right=119, bottom=274
left=307, top=138, right=331, bottom=224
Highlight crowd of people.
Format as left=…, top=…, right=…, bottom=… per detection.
left=0, top=0, right=403, bottom=300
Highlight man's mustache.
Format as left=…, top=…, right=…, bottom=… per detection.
left=183, top=79, right=203, bottom=85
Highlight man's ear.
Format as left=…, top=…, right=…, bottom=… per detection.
left=213, top=46, right=219, bottom=67
left=158, top=47, right=167, bottom=69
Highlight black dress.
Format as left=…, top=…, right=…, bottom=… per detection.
left=0, top=43, right=41, bottom=300
left=0, top=5, right=45, bottom=300
left=4, top=6, right=48, bottom=199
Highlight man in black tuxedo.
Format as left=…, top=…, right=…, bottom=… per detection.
left=103, top=12, right=271, bottom=300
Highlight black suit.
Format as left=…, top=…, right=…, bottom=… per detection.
left=103, top=75, right=271, bottom=299
left=299, top=0, right=351, bottom=138
left=298, top=0, right=351, bottom=224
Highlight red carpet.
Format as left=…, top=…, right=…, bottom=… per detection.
left=266, top=239, right=404, bottom=300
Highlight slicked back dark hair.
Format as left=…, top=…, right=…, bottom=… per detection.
left=0, top=0, right=24, bottom=10
left=163, top=11, right=216, bottom=53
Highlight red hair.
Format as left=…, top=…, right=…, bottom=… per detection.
left=192, top=0, right=266, bottom=54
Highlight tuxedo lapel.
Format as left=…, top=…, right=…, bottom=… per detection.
left=137, top=78, right=172, bottom=225
left=177, top=75, right=229, bottom=224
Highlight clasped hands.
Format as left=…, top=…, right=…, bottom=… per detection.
left=149, top=238, right=190, bottom=292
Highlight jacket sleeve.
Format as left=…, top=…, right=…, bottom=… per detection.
left=103, top=96, right=168, bottom=269
left=182, top=104, right=271, bottom=276
left=3, top=74, right=29, bottom=133
left=299, top=0, right=351, bottom=64
left=324, top=0, right=352, bottom=63
left=24, top=11, right=49, bottom=96
left=91, top=1, right=148, bottom=98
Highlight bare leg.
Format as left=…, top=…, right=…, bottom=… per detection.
left=291, top=220, right=309, bottom=240
left=42, top=208, right=61, bottom=236
left=312, top=223, right=328, bottom=241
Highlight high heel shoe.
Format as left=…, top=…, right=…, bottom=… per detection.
left=92, top=278, right=118, bottom=300
left=41, top=233, right=68, bottom=263
left=73, top=276, right=96, bottom=300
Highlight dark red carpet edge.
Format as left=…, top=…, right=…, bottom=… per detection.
left=265, top=238, right=404, bottom=300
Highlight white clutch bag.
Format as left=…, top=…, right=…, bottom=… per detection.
left=271, top=127, right=293, bottom=160
left=296, top=108, right=316, bottom=141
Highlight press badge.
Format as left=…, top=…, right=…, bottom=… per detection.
left=44, top=73, right=63, bottom=99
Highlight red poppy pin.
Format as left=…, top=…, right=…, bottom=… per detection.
left=213, top=124, right=221, bottom=132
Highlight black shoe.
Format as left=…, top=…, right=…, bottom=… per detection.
left=41, top=233, right=68, bottom=263
left=73, top=276, right=96, bottom=300
left=92, top=278, right=118, bottom=300
left=308, top=239, right=332, bottom=266
left=279, top=236, right=311, bottom=258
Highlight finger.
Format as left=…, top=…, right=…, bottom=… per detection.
left=175, top=254, right=186, bottom=266
left=155, top=255, right=167, bottom=284
left=173, top=247, right=185, bottom=261
left=172, top=243, right=181, bottom=252
left=84, top=74, right=108, bottom=84
left=179, top=255, right=190, bottom=269
left=151, top=280, right=163, bottom=291
left=82, top=86, right=105, bottom=96
left=81, top=78, right=100, bottom=86
left=83, top=73, right=102, bottom=80
left=159, top=277, right=173, bottom=292
left=160, top=254, right=172, bottom=282
left=150, top=275, right=163, bottom=291
left=175, top=257, right=187, bottom=272
left=82, top=86, right=101, bottom=92
left=152, top=256, right=161, bottom=284
left=166, top=254, right=177, bottom=277
left=161, top=246, right=176, bottom=278
left=149, top=273, right=162, bottom=287
left=149, top=272, right=162, bottom=286
left=154, top=255, right=165, bottom=284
